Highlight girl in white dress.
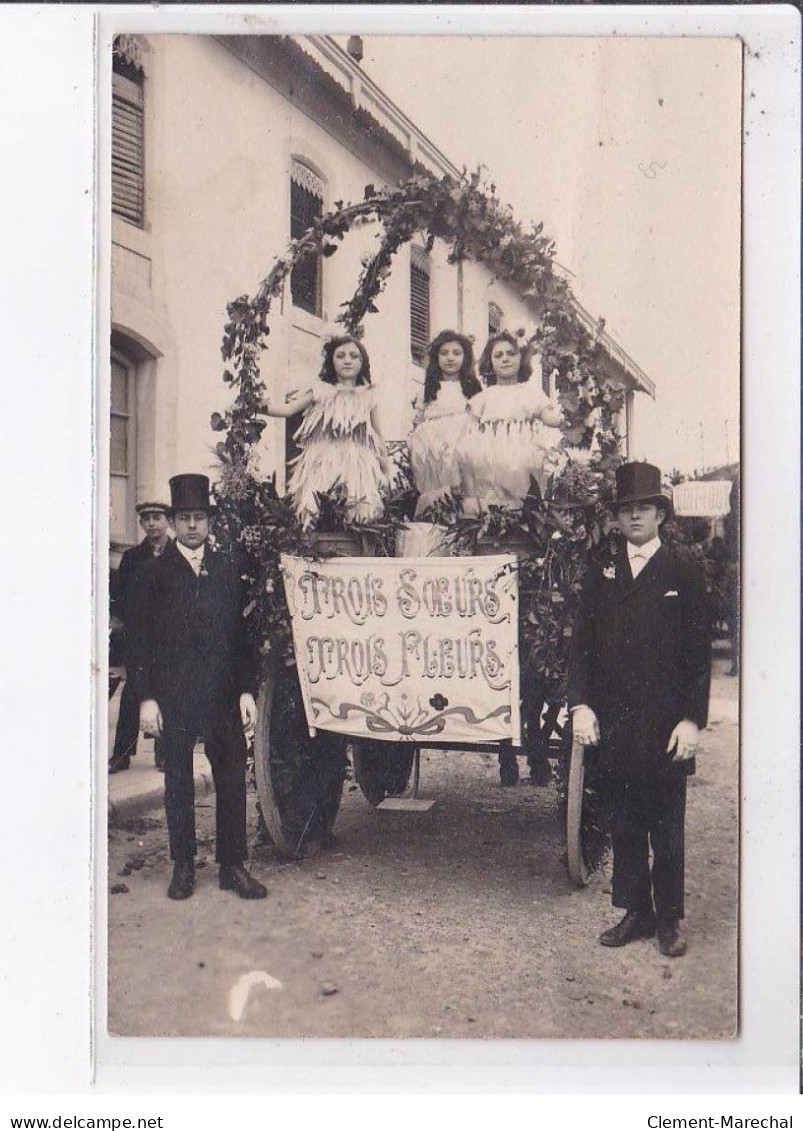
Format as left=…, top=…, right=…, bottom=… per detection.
left=408, top=330, right=482, bottom=517
left=457, top=331, right=563, bottom=515
left=262, top=335, right=389, bottom=530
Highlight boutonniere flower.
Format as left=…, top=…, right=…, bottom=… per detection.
left=602, top=564, right=616, bottom=580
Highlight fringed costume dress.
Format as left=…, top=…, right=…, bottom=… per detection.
left=457, top=382, right=560, bottom=515
left=286, top=381, right=386, bottom=530
left=409, top=381, right=472, bottom=518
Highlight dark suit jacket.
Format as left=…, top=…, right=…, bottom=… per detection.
left=567, top=540, right=711, bottom=779
left=127, top=539, right=256, bottom=723
left=115, top=537, right=163, bottom=624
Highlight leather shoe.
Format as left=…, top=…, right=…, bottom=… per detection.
left=108, top=754, right=130, bottom=774
left=657, top=919, right=687, bottom=957
left=528, top=754, right=553, bottom=787
left=219, top=864, right=267, bottom=899
left=167, top=861, right=195, bottom=900
left=599, top=910, right=656, bottom=947
left=499, top=752, right=519, bottom=787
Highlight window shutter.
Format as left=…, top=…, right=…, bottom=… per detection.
left=112, top=73, right=144, bottom=226
left=290, top=160, right=324, bottom=316
left=110, top=358, right=130, bottom=475
left=410, top=246, right=431, bottom=366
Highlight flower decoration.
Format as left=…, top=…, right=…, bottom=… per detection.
left=603, top=564, right=616, bottom=580
left=429, top=694, right=449, bottom=712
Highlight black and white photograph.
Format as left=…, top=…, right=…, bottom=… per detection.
left=0, top=0, right=799, bottom=1106
left=103, top=29, right=743, bottom=1042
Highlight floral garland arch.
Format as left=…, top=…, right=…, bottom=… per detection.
left=212, top=169, right=625, bottom=474
left=210, top=169, right=638, bottom=862
left=211, top=169, right=628, bottom=716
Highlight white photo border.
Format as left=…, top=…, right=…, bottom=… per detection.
left=1, top=1, right=798, bottom=1096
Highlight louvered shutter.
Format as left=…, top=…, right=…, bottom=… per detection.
left=112, top=73, right=144, bottom=226
left=410, top=246, right=431, bottom=366
left=290, top=161, right=324, bottom=316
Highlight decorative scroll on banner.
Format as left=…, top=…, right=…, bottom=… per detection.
left=281, top=554, right=521, bottom=745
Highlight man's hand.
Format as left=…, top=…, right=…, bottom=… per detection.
left=140, top=699, right=163, bottom=737
left=240, top=693, right=257, bottom=739
left=667, top=719, right=700, bottom=761
left=572, top=704, right=600, bottom=746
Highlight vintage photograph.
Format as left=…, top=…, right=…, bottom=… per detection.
left=106, top=31, right=741, bottom=1040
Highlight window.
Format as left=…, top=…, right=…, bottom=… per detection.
left=110, top=350, right=137, bottom=545
left=541, top=360, right=551, bottom=397
left=488, top=301, right=503, bottom=335
left=290, top=160, right=324, bottom=316
left=112, top=40, right=145, bottom=227
left=410, top=245, right=431, bottom=366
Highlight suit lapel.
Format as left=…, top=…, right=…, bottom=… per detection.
left=618, top=542, right=670, bottom=601
left=615, top=542, right=635, bottom=600
left=166, top=538, right=196, bottom=579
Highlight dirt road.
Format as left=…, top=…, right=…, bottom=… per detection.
left=108, top=658, right=737, bottom=1040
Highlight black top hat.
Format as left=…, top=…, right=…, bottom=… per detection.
left=613, top=462, right=673, bottom=513
left=168, top=474, right=217, bottom=514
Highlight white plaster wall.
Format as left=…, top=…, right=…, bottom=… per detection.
left=111, top=34, right=607, bottom=522
left=124, top=35, right=464, bottom=491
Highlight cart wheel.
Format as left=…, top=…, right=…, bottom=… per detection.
left=254, top=654, right=346, bottom=859
left=566, top=739, right=591, bottom=887
left=352, top=739, right=415, bottom=806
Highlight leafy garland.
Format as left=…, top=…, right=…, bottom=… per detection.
left=210, top=167, right=634, bottom=646
left=212, top=169, right=624, bottom=475
left=210, top=169, right=645, bottom=867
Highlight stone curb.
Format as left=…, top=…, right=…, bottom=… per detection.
left=108, top=769, right=216, bottom=824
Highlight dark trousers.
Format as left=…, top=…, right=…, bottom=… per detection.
left=161, top=703, right=247, bottom=866
left=112, top=676, right=163, bottom=763
left=607, top=774, right=687, bottom=921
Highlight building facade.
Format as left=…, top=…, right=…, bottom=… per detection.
left=110, top=33, right=653, bottom=560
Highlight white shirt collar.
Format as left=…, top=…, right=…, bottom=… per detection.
left=176, top=540, right=205, bottom=565
left=627, top=535, right=662, bottom=562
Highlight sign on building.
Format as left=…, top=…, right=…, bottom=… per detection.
left=281, top=554, right=522, bottom=745
left=673, top=479, right=733, bottom=518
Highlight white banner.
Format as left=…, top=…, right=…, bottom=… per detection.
left=281, top=554, right=521, bottom=745
left=673, top=479, right=733, bottom=517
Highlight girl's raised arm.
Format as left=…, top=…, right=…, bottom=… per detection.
left=260, top=387, right=315, bottom=418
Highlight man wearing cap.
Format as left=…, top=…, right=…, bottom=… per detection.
left=568, top=462, right=711, bottom=957
left=127, top=474, right=266, bottom=901
left=109, top=500, right=172, bottom=774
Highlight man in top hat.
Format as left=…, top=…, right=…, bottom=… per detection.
left=568, top=462, right=711, bottom=957
left=109, top=499, right=172, bottom=774
left=127, top=474, right=266, bottom=901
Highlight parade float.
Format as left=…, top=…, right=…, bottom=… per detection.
left=210, top=170, right=629, bottom=883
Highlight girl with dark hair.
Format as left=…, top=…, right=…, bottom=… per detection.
left=457, top=331, right=563, bottom=514
left=262, top=335, right=389, bottom=529
left=409, top=330, right=480, bottom=517
left=477, top=329, right=533, bottom=384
